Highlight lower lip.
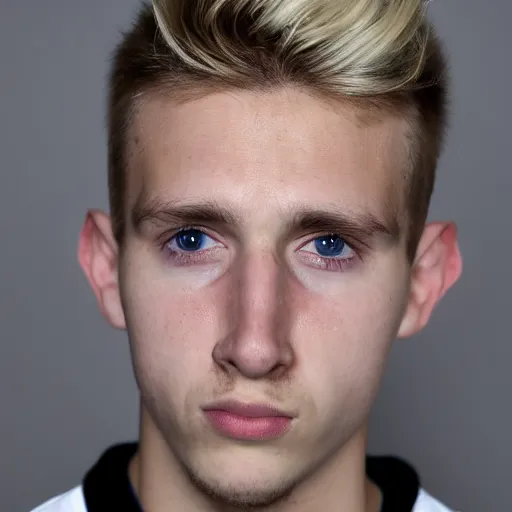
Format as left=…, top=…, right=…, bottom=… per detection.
left=204, top=410, right=292, bottom=440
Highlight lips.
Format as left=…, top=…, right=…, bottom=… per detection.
left=202, top=400, right=294, bottom=440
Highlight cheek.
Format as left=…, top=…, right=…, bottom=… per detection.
left=120, top=264, right=218, bottom=402
left=294, top=275, right=406, bottom=421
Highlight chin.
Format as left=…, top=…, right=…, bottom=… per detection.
left=186, top=467, right=298, bottom=508
left=183, top=445, right=304, bottom=508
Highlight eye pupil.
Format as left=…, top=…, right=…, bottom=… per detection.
left=176, top=229, right=204, bottom=251
left=314, top=235, right=345, bottom=257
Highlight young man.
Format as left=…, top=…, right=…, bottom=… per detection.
left=32, top=0, right=462, bottom=510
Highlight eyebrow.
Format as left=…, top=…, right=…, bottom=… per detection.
left=131, top=196, right=400, bottom=246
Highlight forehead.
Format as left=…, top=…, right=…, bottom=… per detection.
left=127, top=88, right=409, bottom=231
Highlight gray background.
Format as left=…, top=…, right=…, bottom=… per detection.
left=1, top=1, right=510, bottom=511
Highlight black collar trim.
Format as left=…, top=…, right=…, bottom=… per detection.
left=366, top=455, right=420, bottom=511
left=83, top=443, right=142, bottom=512
left=82, top=443, right=420, bottom=512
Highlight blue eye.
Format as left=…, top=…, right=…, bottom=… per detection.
left=302, top=234, right=355, bottom=261
left=314, top=235, right=346, bottom=257
left=168, top=228, right=218, bottom=253
left=176, top=229, right=206, bottom=251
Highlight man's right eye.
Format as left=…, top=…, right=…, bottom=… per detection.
left=161, top=228, right=223, bottom=266
left=169, top=228, right=217, bottom=252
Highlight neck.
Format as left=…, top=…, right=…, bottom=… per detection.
left=129, top=409, right=382, bottom=512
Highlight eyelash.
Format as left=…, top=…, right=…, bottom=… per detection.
left=160, top=226, right=359, bottom=272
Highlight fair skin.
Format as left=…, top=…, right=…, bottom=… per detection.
left=78, top=87, right=462, bottom=512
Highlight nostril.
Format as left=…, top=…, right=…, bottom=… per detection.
left=267, top=362, right=290, bottom=381
left=215, top=357, right=239, bottom=376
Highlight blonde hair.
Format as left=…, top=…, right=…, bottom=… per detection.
left=108, top=0, right=448, bottom=260
left=153, top=0, right=429, bottom=94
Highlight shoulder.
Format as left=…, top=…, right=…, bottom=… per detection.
left=30, top=486, right=87, bottom=512
left=413, top=489, right=458, bottom=512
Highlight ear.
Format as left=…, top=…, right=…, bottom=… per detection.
left=397, top=222, right=462, bottom=339
left=78, top=210, right=126, bottom=330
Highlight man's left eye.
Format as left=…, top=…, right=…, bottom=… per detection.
left=302, top=234, right=355, bottom=259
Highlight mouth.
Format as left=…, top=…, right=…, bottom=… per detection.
left=202, top=400, right=295, bottom=441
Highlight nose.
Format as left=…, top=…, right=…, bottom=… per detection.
left=212, top=249, right=295, bottom=380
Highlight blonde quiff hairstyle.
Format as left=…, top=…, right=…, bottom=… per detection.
left=108, top=0, right=448, bottom=261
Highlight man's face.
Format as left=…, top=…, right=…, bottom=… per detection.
left=116, top=88, right=413, bottom=502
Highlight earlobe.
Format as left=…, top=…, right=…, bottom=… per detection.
left=397, top=222, right=462, bottom=339
left=78, top=210, right=126, bottom=330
